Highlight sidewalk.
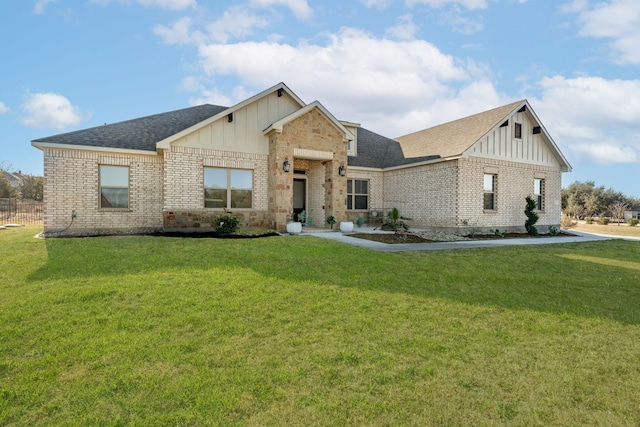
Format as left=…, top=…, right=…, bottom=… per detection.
left=300, top=227, right=620, bottom=252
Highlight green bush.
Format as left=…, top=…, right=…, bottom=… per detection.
left=524, top=196, right=539, bottom=236
left=628, top=218, right=639, bottom=227
left=213, top=213, right=240, bottom=235
left=549, top=225, right=559, bottom=236
left=355, top=216, right=364, bottom=228
left=585, top=217, right=594, bottom=224
left=599, top=217, right=610, bottom=225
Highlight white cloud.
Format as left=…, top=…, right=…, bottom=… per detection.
left=34, top=0, right=55, bottom=14
left=438, top=6, right=484, bottom=34
left=188, top=27, right=508, bottom=137
left=385, top=14, right=420, bottom=40
left=361, top=0, right=393, bottom=9
left=205, top=6, right=270, bottom=43
left=406, top=0, right=488, bottom=10
left=249, top=0, right=313, bottom=20
left=20, top=93, right=84, bottom=130
left=532, top=75, right=640, bottom=165
left=90, top=0, right=196, bottom=10
left=567, top=0, right=640, bottom=64
left=0, top=102, right=9, bottom=114
left=154, top=17, right=202, bottom=45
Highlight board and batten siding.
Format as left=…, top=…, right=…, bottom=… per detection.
left=468, top=110, right=560, bottom=167
left=172, top=92, right=301, bottom=154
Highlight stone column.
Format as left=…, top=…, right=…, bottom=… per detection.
left=267, top=132, right=293, bottom=230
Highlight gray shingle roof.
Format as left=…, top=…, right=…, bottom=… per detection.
left=348, top=127, right=439, bottom=169
left=32, top=104, right=228, bottom=152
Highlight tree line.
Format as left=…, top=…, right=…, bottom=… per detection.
left=561, top=181, right=639, bottom=220
left=0, top=162, right=43, bottom=201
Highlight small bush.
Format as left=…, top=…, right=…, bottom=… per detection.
left=628, top=218, right=639, bottom=227
left=585, top=217, right=594, bottom=224
left=524, top=196, right=539, bottom=236
left=548, top=225, right=559, bottom=236
left=213, top=213, right=240, bottom=235
left=599, top=217, right=610, bottom=225
left=560, top=215, right=574, bottom=229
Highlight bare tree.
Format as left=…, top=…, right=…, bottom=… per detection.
left=608, top=201, right=629, bottom=226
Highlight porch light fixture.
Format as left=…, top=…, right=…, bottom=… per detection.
left=283, top=157, right=291, bottom=173
left=338, top=162, right=346, bottom=176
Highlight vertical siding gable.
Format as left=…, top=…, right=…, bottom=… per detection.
left=468, top=111, right=559, bottom=167
left=172, top=92, right=301, bottom=155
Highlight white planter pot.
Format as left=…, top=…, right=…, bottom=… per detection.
left=340, top=221, right=354, bottom=233
left=286, top=222, right=302, bottom=235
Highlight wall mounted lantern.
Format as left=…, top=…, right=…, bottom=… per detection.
left=283, top=156, right=291, bottom=173
left=338, top=162, right=346, bottom=176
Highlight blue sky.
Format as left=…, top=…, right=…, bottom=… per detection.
left=2, top=0, right=640, bottom=198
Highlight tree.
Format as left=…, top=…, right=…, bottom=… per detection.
left=0, top=172, right=14, bottom=198
left=524, top=196, right=539, bottom=236
left=18, top=175, right=43, bottom=201
left=608, top=201, right=629, bottom=226
left=562, top=180, right=632, bottom=218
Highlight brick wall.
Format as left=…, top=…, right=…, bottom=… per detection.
left=457, top=157, right=562, bottom=232
left=162, top=146, right=269, bottom=229
left=383, top=161, right=459, bottom=227
left=42, top=148, right=164, bottom=235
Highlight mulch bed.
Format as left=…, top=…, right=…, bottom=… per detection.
left=351, top=232, right=573, bottom=244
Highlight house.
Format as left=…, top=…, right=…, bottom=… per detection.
left=32, top=82, right=571, bottom=236
left=624, top=204, right=640, bottom=221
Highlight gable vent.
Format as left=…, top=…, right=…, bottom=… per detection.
left=277, top=88, right=284, bottom=97
left=533, top=126, right=541, bottom=134
left=517, top=105, right=526, bottom=113
left=227, top=113, right=233, bottom=123
left=500, top=120, right=509, bottom=127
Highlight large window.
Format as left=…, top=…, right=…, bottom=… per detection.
left=347, top=179, right=368, bottom=210
left=483, top=174, right=496, bottom=210
left=534, top=178, right=545, bottom=211
left=204, top=168, right=253, bottom=209
left=100, top=165, right=129, bottom=209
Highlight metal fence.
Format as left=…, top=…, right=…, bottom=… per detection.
left=0, top=198, right=43, bottom=225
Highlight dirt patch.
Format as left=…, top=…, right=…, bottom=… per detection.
left=351, top=231, right=573, bottom=244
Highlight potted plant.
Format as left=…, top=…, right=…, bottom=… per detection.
left=326, top=215, right=336, bottom=230
left=286, top=213, right=302, bottom=235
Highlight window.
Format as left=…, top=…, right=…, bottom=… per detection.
left=514, top=122, right=522, bottom=139
left=347, top=179, right=368, bottom=210
left=204, top=167, right=253, bottom=209
left=100, top=165, right=129, bottom=209
left=483, top=174, right=496, bottom=210
left=534, top=178, right=545, bottom=211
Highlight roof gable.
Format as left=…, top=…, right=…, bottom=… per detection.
left=264, top=101, right=355, bottom=142
left=157, top=82, right=305, bottom=149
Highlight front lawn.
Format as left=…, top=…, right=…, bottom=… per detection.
left=1, top=226, right=639, bottom=426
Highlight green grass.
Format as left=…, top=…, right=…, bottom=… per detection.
left=1, top=225, right=640, bottom=426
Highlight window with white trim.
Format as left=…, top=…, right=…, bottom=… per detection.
left=204, top=167, right=253, bottom=209
left=483, top=174, right=496, bottom=210
left=347, top=179, right=368, bottom=210
left=99, top=165, right=129, bottom=209
left=534, top=178, right=545, bottom=211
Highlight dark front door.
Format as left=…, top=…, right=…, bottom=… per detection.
left=293, top=178, right=306, bottom=221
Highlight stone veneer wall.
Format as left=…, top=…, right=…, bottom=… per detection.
left=41, top=148, right=164, bottom=235
left=266, top=108, right=348, bottom=230
left=457, top=156, right=562, bottom=232
left=383, top=161, right=459, bottom=228
left=162, top=146, right=269, bottom=229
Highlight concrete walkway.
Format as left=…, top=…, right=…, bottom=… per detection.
left=300, top=227, right=623, bottom=252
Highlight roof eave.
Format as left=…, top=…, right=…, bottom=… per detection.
left=31, top=141, right=159, bottom=156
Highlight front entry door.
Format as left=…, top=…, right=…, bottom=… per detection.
left=293, top=178, right=306, bottom=221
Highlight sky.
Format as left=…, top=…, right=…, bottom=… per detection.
left=2, top=0, right=640, bottom=198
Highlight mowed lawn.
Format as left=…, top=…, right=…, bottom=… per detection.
left=1, top=226, right=640, bottom=426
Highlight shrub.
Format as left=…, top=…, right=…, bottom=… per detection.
left=560, top=215, right=574, bottom=229
left=524, top=196, right=539, bottom=236
left=628, top=218, right=639, bottom=227
left=213, top=213, right=240, bottom=236
left=355, top=216, right=364, bottom=228
left=585, top=217, right=594, bottom=224
left=548, top=225, right=559, bottom=236
left=599, top=217, right=610, bottom=225
left=326, top=215, right=336, bottom=229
